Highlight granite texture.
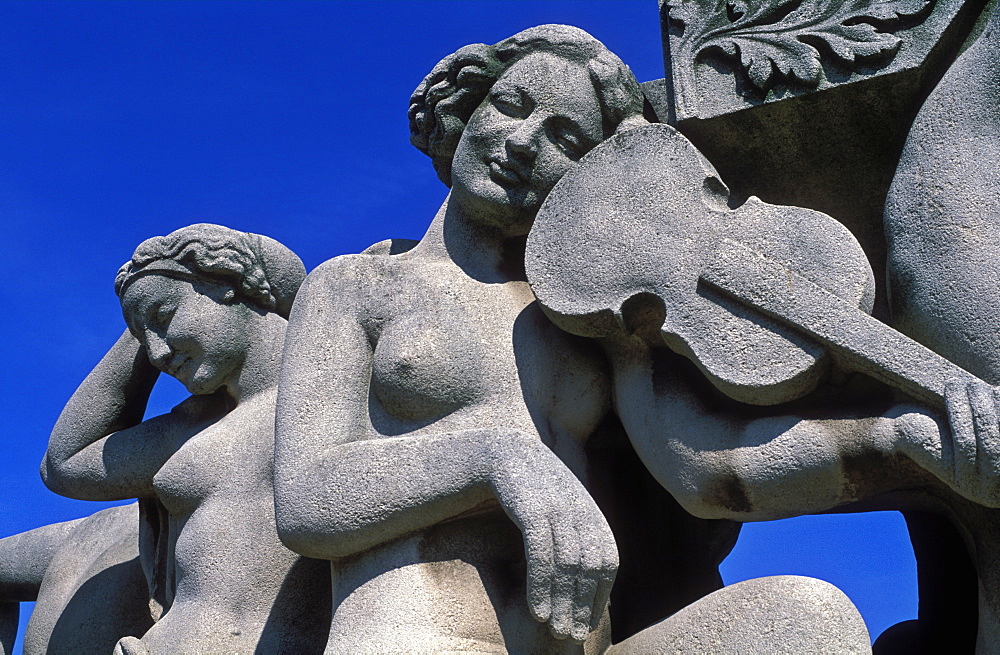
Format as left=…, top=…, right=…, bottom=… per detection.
left=4, top=3, right=998, bottom=653
left=40, top=224, right=331, bottom=654
left=275, top=23, right=874, bottom=654
left=883, top=4, right=1000, bottom=651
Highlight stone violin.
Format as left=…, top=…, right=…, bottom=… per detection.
left=526, top=124, right=983, bottom=408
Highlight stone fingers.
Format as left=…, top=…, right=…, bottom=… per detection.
left=946, top=379, right=979, bottom=497
left=522, top=514, right=554, bottom=625
left=548, top=511, right=581, bottom=640
left=590, top=523, right=618, bottom=634
left=571, top=519, right=600, bottom=642
left=547, top=498, right=619, bottom=643
left=571, top=508, right=618, bottom=641
left=970, top=382, right=1000, bottom=494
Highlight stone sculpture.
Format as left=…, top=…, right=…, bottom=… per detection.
left=39, top=224, right=331, bottom=654
left=527, top=119, right=1000, bottom=520
left=661, top=0, right=976, bottom=123
left=882, top=4, right=1000, bottom=651
left=4, top=2, right=999, bottom=652
left=273, top=24, right=643, bottom=652
left=646, top=2, right=1000, bottom=651
left=0, top=504, right=150, bottom=654
left=273, top=23, right=870, bottom=653
left=602, top=2, right=998, bottom=652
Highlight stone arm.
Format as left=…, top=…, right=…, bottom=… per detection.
left=274, top=256, right=616, bottom=641
left=605, top=339, right=982, bottom=521
left=0, top=517, right=84, bottom=602
left=0, top=516, right=88, bottom=655
left=42, top=329, right=218, bottom=501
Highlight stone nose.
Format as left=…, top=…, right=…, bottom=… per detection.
left=144, top=331, right=172, bottom=368
left=505, top=115, right=543, bottom=161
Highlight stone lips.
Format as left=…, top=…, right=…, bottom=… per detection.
left=526, top=123, right=874, bottom=405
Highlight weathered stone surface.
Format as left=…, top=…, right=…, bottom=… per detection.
left=610, top=576, right=871, bottom=654
left=528, top=122, right=1000, bottom=517
left=885, top=3, right=1000, bottom=386
left=274, top=22, right=874, bottom=654
left=527, top=122, right=874, bottom=406
left=39, top=224, right=331, bottom=654
left=20, top=505, right=150, bottom=655
left=883, top=4, right=1000, bottom=651
left=275, top=25, right=646, bottom=652
left=9, top=4, right=1000, bottom=653
left=647, top=0, right=989, bottom=321
left=660, top=0, right=977, bottom=122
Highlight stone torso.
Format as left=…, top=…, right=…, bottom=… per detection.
left=329, top=249, right=611, bottom=653
left=364, top=253, right=610, bottom=465
left=142, top=390, right=330, bottom=654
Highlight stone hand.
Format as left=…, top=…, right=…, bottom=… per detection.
left=898, top=379, right=1000, bottom=508
left=488, top=433, right=618, bottom=643
left=943, top=378, right=1000, bottom=507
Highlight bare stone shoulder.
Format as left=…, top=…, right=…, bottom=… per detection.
left=293, top=251, right=402, bottom=322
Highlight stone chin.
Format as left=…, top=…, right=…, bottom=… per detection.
left=450, top=167, right=541, bottom=236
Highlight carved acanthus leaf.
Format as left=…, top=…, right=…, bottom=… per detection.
left=667, top=0, right=932, bottom=92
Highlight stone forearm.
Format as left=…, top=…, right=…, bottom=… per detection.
left=275, top=429, right=511, bottom=560
left=42, top=330, right=158, bottom=495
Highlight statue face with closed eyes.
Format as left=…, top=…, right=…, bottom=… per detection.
left=449, top=52, right=606, bottom=235
left=121, top=274, right=254, bottom=396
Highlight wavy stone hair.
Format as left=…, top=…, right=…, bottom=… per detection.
left=409, top=24, right=646, bottom=185
left=115, top=223, right=305, bottom=318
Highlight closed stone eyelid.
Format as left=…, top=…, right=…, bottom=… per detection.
left=492, top=90, right=528, bottom=114
left=154, top=306, right=175, bottom=327
left=546, top=118, right=589, bottom=152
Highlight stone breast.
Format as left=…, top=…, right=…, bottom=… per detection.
left=371, top=312, right=493, bottom=424
left=153, top=410, right=263, bottom=516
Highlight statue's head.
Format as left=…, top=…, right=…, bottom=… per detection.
left=115, top=223, right=305, bottom=394
left=409, top=25, right=645, bottom=231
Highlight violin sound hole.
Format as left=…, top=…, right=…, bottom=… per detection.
left=621, top=292, right=667, bottom=345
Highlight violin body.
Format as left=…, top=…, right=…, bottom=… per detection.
left=526, top=124, right=875, bottom=406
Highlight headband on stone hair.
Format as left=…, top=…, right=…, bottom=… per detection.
left=115, top=223, right=306, bottom=319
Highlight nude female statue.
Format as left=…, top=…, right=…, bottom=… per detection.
left=41, top=223, right=331, bottom=654
left=275, top=26, right=635, bottom=652
left=274, top=24, right=872, bottom=653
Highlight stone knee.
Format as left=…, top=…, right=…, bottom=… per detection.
left=610, top=575, right=870, bottom=654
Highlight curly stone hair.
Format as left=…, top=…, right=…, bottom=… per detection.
left=409, top=24, right=646, bottom=185
left=115, top=223, right=306, bottom=318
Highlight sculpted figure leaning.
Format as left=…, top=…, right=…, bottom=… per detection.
left=274, top=24, right=871, bottom=654
left=41, top=224, right=331, bottom=654
left=275, top=26, right=635, bottom=652
left=15, top=14, right=999, bottom=655
left=884, top=4, right=1000, bottom=650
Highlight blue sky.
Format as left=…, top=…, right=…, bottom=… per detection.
left=1, top=0, right=916, bottom=648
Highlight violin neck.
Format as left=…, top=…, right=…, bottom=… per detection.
left=701, top=239, right=979, bottom=410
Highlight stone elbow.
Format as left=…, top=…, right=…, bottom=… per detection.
left=274, top=492, right=319, bottom=556
left=274, top=490, right=359, bottom=560
left=276, top=521, right=363, bottom=561
left=39, top=454, right=70, bottom=497
left=668, top=463, right=759, bottom=522
left=39, top=457, right=108, bottom=502
left=276, top=520, right=325, bottom=560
